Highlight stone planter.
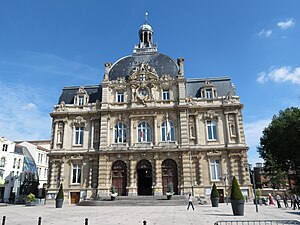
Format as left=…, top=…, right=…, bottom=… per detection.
left=231, top=199, right=245, bottom=216
left=166, top=194, right=173, bottom=200
left=211, top=197, right=219, bottom=207
left=55, top=199, right=64, bottom=208
left=110, top=193, right=118, bottom=201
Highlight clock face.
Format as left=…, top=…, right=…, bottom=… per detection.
left=138, top=87, right=148, bottom=97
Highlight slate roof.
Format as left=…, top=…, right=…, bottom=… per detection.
left=108, top=52, right=179, bottom=80
left=185, top=77, right=235, bottom=97
left=58, top=85, right=102, bottom=104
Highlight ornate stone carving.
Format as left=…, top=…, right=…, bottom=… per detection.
left=57, top=101, right=67, bottom=112
left=203, top=110, right=218, bottom=120
left=72, top=116, right=87, bottom=127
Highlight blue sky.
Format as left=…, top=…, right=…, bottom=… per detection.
left=1, top=0, right=299, bottom=165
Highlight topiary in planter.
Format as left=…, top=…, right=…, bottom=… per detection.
left=166, top=182, right=174, bottom=200
left=55, top=184, right=64, bottom=208
left=210, top=183, right=220, bottom=207
left=230, top=176, right=244, bottom=216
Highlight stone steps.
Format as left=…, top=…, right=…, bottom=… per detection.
left=77, top=195, right=188, bottom=206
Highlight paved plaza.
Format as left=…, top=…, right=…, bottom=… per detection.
left=0, top=201, right=299, bottom=225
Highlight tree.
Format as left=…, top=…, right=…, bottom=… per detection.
left=257, top=107, right=300, bottom=191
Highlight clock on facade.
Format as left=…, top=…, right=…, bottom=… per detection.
left=138, top=87, right=149, bottom=98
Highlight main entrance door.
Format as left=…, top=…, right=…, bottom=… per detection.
left=137, top=159, right=152, bottom=195
left=112, top=160, right=127, bottom=196
left=162, top=159, right=178, bottom=194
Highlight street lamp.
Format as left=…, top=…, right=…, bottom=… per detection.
left=223, top=174, right=228, bottom=205
left=248, top=164, right=258, bottom=213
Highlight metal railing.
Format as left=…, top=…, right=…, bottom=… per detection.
left=214, top=220, right=300, bottom=225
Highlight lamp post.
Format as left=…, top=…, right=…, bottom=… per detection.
left=223, top=174, right=228, bottom=205
left=248, top=164, right=258, bottom=212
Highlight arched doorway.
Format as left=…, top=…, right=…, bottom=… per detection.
left=162, top=159, right=178, bottom=194
left=137, top=159, right=152, bottom=195
left=112, top=160, right=127, bottom=196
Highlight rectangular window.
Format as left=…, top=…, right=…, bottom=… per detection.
left=205, top=89, right=213, bottom=99
left=162, top=90, right=170, bottom=100
left=210, top=159, right=221, bottom=181
left=75, top=127, right=84, bottom=145
left=117, top=92, right=124, bottom=103
left=44, top=168, right=47, bottom=178
left=78, top=96, right=84, bottom=105
left=2, top=144, right=8, bottom=151
left=72, top=164, right=81, bottom=184
left=207, top=120, right=218, bottom=140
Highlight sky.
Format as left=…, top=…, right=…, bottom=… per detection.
left=0, top=0, right=299, bottom=165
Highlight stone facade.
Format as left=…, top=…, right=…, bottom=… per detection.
left=48, top=22, right=251, bottom=204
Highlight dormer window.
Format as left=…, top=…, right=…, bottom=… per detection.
left=200, top=80, right=217, bottom=99
left=162, top=90, right=170, bottom=100
left=205, top=89, right=212, bottom=99
left=116, top=92, right=124, bottom=103
left=74, top=86, right=89, bottom=106
left=78, top=96, right=84, bottom=105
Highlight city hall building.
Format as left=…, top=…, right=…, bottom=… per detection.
left=48, top=22, right=251, bottom=204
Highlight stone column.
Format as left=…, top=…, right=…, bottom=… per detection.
left=153, top=157, right=162, bottom=195
left=154, top=116, right=158, bottom=145
left=235, top=113, right=241, bottom=143
left=127, top=157, right=137, bottom=196
left=195, top=114, right=201, bottom=145
left=49, top=161, right=56, bottom=189
left=90, top=120, right=94, bottom=149
left=182, top=152, right=192, bottom=193
left=98, top=155, right=110, bottom=196
left=88, top=160, right=93, bottom=188
left=130, top=118, right=134, bottom=147
left=224, top=113, right=230, bottom=144
left=198, top=156, right=203, bottom=185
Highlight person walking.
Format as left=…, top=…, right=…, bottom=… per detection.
left=283, top=194, right=289, bottom=208
left=268, top=193, right=275, bottom=206
left=292, top=194, right=299, bottom=210
left=187, top=194, right=195, bottom=210
left=275, top=194, right=282, bottom=208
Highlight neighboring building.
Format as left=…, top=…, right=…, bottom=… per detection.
left=18, top=141, right=49, bottom=188
left=48, top=21, right=251, bottom=204
left=0, top=137, right=23, bottom=202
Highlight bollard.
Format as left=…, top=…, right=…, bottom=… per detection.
left=143, top=220, right=147, bottom=225
left=85, top=218, right=88, bottom=225
left=37, top=217, right=42, bottom=225
left=2, top=216, right=6, bottom=225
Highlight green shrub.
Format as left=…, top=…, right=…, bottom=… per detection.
left=56, top=184, right=64, bottom=200
left=230, top=176, right=244, bottom=200
left=25, top=193, right=36, bottom=202
left=167, top=182, right=174, bottom=193
left=210, top=183, right=219, bottom=198
left=110, top=186, right=116, bottom=194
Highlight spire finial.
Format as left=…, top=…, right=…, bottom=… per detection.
left=145, top=12, right=148, bottom=24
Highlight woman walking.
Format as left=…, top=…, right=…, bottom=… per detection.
left=187, top=194, right=195, bottom=210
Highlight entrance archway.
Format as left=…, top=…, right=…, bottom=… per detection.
left=137, top=159, right=152, bottom=195
left=112, top=160, right=127, bottom=196
left=162, top=159, right=178, bottom=194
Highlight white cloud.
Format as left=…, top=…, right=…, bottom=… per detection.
left=277, top=18, right=295, bottom=30
left=22, top=103, right=37, bottom=110
left=244, top=119, right=271, bottom=165
left=0, top=82, right=51, bottom=141
left=258, top=29, right=272, bottom=38
left=257, top=66, right=300, bottom=85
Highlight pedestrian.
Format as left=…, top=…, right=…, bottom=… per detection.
left=283, top=194, right=289, bottom=208
left=275, top=194, right=281, bottom=208
left=187, top=194, right=195, bottom=210
left=292, top=194, right=299, bottom=210
left=291, top=193, right=295, bottom=209
left=268, top=193, right=275, bottom=206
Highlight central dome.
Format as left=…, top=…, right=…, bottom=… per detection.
left=108, top=53, right=179, bottom=80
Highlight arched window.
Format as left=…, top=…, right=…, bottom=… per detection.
left=0, top=157, right=6, bottom=167
left=161, top=120, right=175, bottom=142
left=114, top=122, right=127, bottom=143
left=138, top=121, right=151, bottom=143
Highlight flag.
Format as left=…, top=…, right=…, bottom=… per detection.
left=139, top=129, right=144, bottom=142
left=166, top=117, right=171, bottom=140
